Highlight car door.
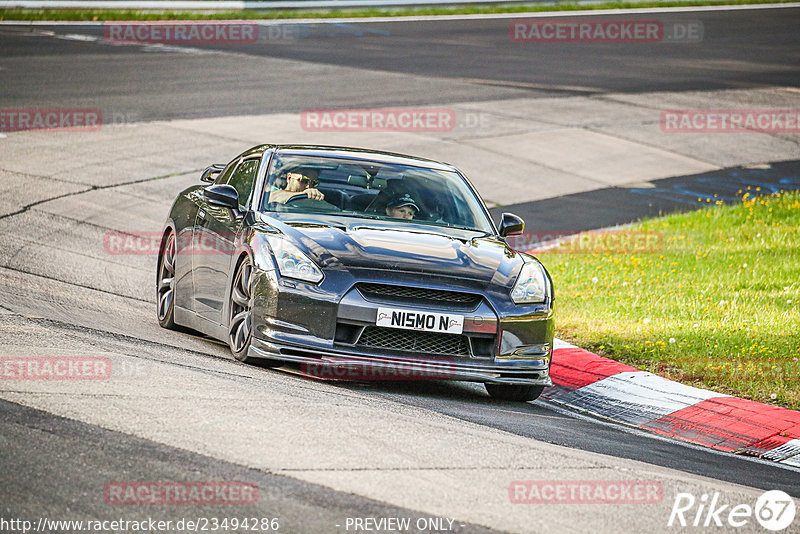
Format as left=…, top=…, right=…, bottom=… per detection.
left=192, top=157, right=260, bottom=326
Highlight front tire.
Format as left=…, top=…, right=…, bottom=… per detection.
left=157, top=231, right=177, bottom=329
left=229, top=257, right=255, bottom=362
left=228, top=256, right=281, bottom=367
left=485, top=383, right=544, bottom=402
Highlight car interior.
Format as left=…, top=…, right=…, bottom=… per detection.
left=262, top=158, right=483, bottom=230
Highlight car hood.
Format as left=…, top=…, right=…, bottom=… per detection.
left=271, top=219, right=525, bottom=287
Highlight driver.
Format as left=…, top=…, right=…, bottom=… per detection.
left=269, top=168, right=324, bottom=204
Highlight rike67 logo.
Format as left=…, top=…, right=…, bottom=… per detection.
left=668, top=490, right=796, bottom=531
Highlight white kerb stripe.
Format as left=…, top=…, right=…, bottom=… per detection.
left=557, top=371, right=730, bottom=426
left=780, top=454, right=800, bottom=468
left=763, top=439, right=800, bottom=462
left=552, top=338, right=577, bottom=350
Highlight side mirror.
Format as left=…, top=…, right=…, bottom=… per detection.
left=204, top=184, right=239, bottom=210
left=498, top=212, right=524, bottom=237
left=201, top=163, right=226, bottom=183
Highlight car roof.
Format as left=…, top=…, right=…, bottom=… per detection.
left=252, top=144, right=459, bottom=173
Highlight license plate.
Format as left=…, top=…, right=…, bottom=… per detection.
left=376, top=307, right=464, bottom=334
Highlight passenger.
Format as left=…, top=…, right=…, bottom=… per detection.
left=269, top=168, right=324, bottom=204
left=385, top=193, right=419, bottom=220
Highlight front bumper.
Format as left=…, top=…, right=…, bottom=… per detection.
left=248, top=337, right=552, bottom=386
left=250, top=269, right=554, bottom=385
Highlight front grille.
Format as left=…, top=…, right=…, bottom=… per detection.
left=356, top=283, right=481, bottom=308
left=357, top=326, right=470, bottom=357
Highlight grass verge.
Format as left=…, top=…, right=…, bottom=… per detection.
left=0, top=0, right=797, bottom=21
left=540, top=190, right=800, bottom=410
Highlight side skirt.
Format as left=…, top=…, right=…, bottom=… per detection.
left=175, top=306, right=228, bottom=343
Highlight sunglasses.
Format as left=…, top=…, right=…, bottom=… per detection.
left=288, top=172, right=319, bottom=187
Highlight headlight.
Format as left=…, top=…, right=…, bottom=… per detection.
left=266, top=236, right=323, bottom=283
left=510, top=261, right=547, bottom=304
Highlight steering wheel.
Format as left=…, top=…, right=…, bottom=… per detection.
left=284, top=193, right=311, bottom=203
left=278, top=193, right=341, bottom=212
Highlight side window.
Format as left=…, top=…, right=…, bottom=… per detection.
left=215, top=160, right=237, bottom=185
left=227, top=158, right=260, bottom=207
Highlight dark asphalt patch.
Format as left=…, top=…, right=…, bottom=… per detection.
left=0, top=399, right=497, bottom=533
left=490, top=159, right=800, bottom=233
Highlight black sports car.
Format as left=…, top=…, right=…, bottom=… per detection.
left=157, top=145, right=554, bottom=401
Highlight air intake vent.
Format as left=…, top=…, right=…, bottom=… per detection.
left=357, top=326, right=470, bottom=357
left=357, top=283, right=481, bottom=308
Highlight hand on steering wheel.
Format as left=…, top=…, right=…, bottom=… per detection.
left=285, top=188, right=324, bottom=203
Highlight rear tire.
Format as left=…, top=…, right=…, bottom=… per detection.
left=485, top=383, right=544, bottom=402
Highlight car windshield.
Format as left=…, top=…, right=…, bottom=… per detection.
left=260, top=153, right=494, bottom=233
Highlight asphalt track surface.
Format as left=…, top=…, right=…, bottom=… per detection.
left=1, top=6, right=800, bottom=533
left=1, top=7, right=799, bottom=120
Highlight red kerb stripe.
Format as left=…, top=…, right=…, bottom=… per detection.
left=642, top=396, right=800, bottom=451
left=550, top=347, right=639, bottom=390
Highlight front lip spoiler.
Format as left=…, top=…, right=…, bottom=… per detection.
left=248, top=337, right=552, bottom=386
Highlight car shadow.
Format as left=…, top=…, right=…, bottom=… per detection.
left=275, top=362, right=554, bottom=412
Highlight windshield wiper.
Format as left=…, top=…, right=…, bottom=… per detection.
left=443, top=224, right=489, bottom=234
left=335, top=213, right=385, bottom=221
